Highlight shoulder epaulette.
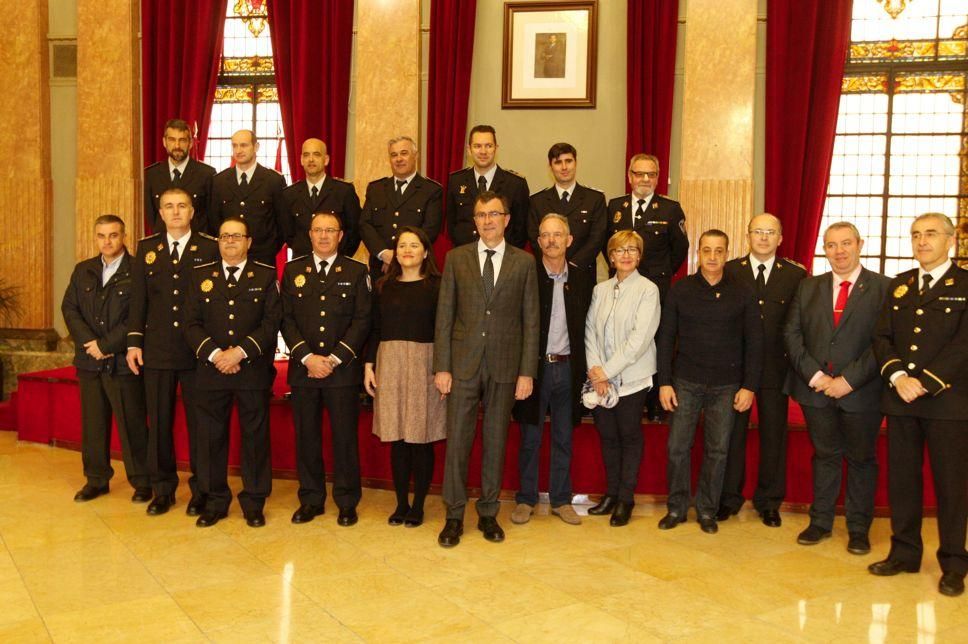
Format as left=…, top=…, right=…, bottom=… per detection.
left=253, top=261, right=275, bottom=269
left=198, top=232, right=217, bottom=241
left=423, top=176, right=443, bottom=187
left=288, top=254, right=310, bottom=264
left=585, top=185, right=606, bottom=195
left=142, top=232, right=161, bottom=240
left=449, top=166, right=471, bottom=176
left=145, top=161, right=163, bottom=171
left=195, top=261, right=217, bottom=269
left=505, top=168, right=524, bottom=178
left=344, top=256, right=367, bottom=266
left=781, top=257, right=806, bottom=270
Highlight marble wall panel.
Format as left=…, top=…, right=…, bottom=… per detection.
left=679, top=178, right=753, bottom=271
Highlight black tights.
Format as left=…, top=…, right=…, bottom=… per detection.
left=390, top=441, right=435, bottom=513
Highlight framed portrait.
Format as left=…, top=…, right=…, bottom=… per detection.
left=502, top=1, right=599, bottom=109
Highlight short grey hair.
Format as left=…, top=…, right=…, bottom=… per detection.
left=388, top=136, right=418, bottom=154
left=539, top=213, right=570, bottom=234
left=911, top=212, right=955, bottom=236
left=823, top=221, right=861, bottom=243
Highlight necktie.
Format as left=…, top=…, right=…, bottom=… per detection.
left=478, top=175, right=487, bottom=193
left=560, top=190, right=570, bottom=207
left=171, top=240, right=180, bottom=263
left=172, top=168, right=181, bottom=184
left=756, top=264, right=766, bottom=295
left=240, top=172, right=248, bottom=187
left=833, top=280, right=851, bottom=326
left=226, top=265, right=239, bottom=286
left=318, top=259, right=328, bottom=276
left=482, top=249, right=496, bottom=301
left=920, top=273, right=933, bottom=295
left=311, top=185, right=319, bottom=202
left=395, top=179, right=406, bottom=195
left=634, top=199, right=645, bottom=226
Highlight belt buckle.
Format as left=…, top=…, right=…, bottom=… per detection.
left=546, top=354, right=558, bottom=363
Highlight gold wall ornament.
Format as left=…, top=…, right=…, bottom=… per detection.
left=233, top=0, right=268, bottom=37
left=876, top=0, right=910, bottom=19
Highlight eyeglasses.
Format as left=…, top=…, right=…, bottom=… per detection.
left=750, top=229, right=779, bottom=237
left=630, top=171, right=658, bottom=180
left=310, top=227, right=341, bottom=235
left=537, top=231, right=567, bottom=240
left=610, top=247, right=640, bottom=257
left=473, top=211, right=507, bottom=220
left=911, top=230, right=950, bottom=241
left=218, top=233, right=249, bottom=241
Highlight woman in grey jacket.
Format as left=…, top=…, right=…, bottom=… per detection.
left=585, top=230, right=662, bottom=525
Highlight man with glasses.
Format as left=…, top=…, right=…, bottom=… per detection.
left=185, top=216, right=282, bottom=528
left=434, top=191, right=539, bottom=547
left=717, top=214, right=806, bottom=528
left=281, top=213, right=372, bottom=527
left=869, top=213, right=967, bottom=597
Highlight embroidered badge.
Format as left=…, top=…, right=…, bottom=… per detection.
left=200, top=279, right=214, bottom=293
left=893, top=284, right=908, bottom=299
left=459, top=185, right=467, bottom=194
left=945, top=278, right=955, bottom=286
left=144, top=251, right=156, bottom=265
left=294, top=274, right=306, bottom=288
left=189, top=245, right=197, bottom=252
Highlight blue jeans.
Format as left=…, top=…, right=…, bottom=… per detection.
left=666, top=378, right=738, bottom=518
left=516, top=361, right=574, bottom=507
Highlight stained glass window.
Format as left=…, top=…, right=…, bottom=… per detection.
left=205, top=0, right=290, bottom=182
left=815, top=0, right=967, bottom=276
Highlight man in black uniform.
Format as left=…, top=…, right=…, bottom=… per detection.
left=185, top=216, right=282, bottom=528
left=62, top=215, right=150, bottom=502
left=126, top=188, right=219, bottom=516
left=280, top=138, right=361, bottom=259
left=360, top=135, right=442, bottom=282
left=208, top=129, right=287, bottom=266
left=869, top=213, right=968, bottom=598
left=281, top=212, right=372, bottom=527
left=528, top=142, right=607, bottom=301
left=446, top=125, right=530, bottom=248
left=717, top=214, right=806, bottom=528
left=144, top=118, right=215, bottom=235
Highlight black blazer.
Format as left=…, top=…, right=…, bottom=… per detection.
left=208, top=164, right=287, bottom=263
left=725, top=255, right=807, bottom=387
left=144, top=158, right=216, bottom=234
left=446, top=165, right=530, bottom=248
left=528, top=183, right=607, bottom=271
left=279, top=177, right=362, bottom=258
left=783, top=267, right=890, bottom=412
left=874, top=265, right=968, bottom=420
left=360, top=174, right=442, bottom=268
left=606, top=193, right=688, bottom=297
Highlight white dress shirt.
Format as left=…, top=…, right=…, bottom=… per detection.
left=477, top=238, right=506, bottom=285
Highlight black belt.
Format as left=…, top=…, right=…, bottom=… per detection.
left=544, top=354, right=570, bottom=363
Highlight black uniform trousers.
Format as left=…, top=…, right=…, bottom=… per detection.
left=720, top=386, right=789, bottom=513
left=290, top=386, right=362, bottom=510
left=886, top=415, right=968, bottom=575
left=591, top=388, right=649, bottom=504
left=144, top=367, right=201, bottom=497
left=77, top=371, right=149, bottom=489
left=196, top=388, right=272, bottom=514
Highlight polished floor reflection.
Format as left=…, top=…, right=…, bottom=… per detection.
left=0, top=431, right=964, bottom=643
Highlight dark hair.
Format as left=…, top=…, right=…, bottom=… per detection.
left=547, top=142, right=577, bottom=162
left=159, top=187, right=193, bottom=203
left=474, top=190, right=510, bottom=214
left=698, top=228, right=729, bottom=248
left=219, top=215, right=250, bottom=237
left=468, top=124, right=497, bottom=145
left=163, top=118, right=191, bottom=134
left=94, top=214, right=125, bottom=232
left=310, top=211, right=342, bottom=230
left=376, top=226, right=441, bottom=292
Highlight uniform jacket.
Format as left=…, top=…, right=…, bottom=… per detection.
left=281, top=254, right=372, bottom=388
left=528, top=183, right=608, bottom=271
left=208, top=163, right=287, bottom=263
left=144, top=158, right=216, bottom=234
left=446, top=165, right=530, bottom=248
left=606, top=193, right=688, bottom=291
left=279, top=177, right=362, bottom=259
left=874, top=264, right=968, bottom=420
left=360, top=174, right=442, bottom=266
left=127, top=231, right=219, bottom=370
left=62, top=252, right=136, bottom=375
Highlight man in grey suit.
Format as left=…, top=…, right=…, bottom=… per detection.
left=434, top=190, right=540, bottom=548
left=784, top=221, right=890, bottom=555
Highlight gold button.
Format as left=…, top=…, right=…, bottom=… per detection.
left=320, top=295, right=325, bottom=301
left=173, top=321, right=179, bottom=327
left=394, top=211, right=399, bottom=216
left=945, top=307, right=951, bottom=313
left=173, top=289, right=179, bottom=295
left=893, top=305, right=898, bottom=310
left=173, top=274, right=179, bottom=279
left=229, top=300, right=234, bottom=306
left=758, top=299, right=764, bottom=306
left=392, top=223, right=398, bottom=229
left=228, top=330, right=234, bottom=336
left=913, top=327, right=921, bottom=333
left=172, top=305, right=178, bottom=311
left=908, top=362, right=916, bottom=369
left=240, top=201, right=246, bottom=206
left=319, top=341, right=325, bottom=347
left=482, top=332, right=486, bottom=337
left=319, top=326, right=324, bottom=332
left=916, top=308, right=923, bottom=315
left=910, top=345, right=918, bottom=351
left=229, top=314, right=235, bottom=320
left=240, top=214, right=245, bottom=218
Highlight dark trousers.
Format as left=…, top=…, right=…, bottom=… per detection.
left=801, top=404, right=882, bottom=534
left=144, top=367, right=201, bottom=497
left=887, top=415, right=968, bottom=575
left=390, top=441, right=435, bottom=512
left=720, top=386, right=790, bottom=513
left=443, top=359, right=516, bottom=520
left=290, top=385, right=362, bottom=510
left=592, top=387, right=649, bottom=504
left=77, top=371, right=149, bottom=489
left=666, top=378, right=737, bottom=518
left=516, top=361, right=574, bottom=507
left=196, top=388, right=272, bottom=514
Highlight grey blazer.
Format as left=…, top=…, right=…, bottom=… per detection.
left=783, top=267, right=890, bottom=412
left=433, top=242, right=540, bottom=384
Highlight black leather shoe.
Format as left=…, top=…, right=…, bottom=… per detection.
left=337, top=507, right=358, bottom=527
left=195, top=510, right=228, bottom=527
left=477, top=516, right=505, bottom=543
left=388, top=505, right=409, bottom=526
left=244, top=510, right=266, bottom=528
left=404, top=508, right=424, bottom=528
left=438, top=519, right=463, bottom=547
left=186, top=495, right=206, bottom=517
left=868, top=558, right=919, bottom=576
left=291, top=504, right=325, bottom=524
left=131, top=487, right=153, bottom=503
left=146, top=494, right=175, bottom=516
left=761, top=509, right=782, bottom=527
left=715, top=506, right=738, bottom=522
left=73, top=484, right=109, bottom=502
left=658, top=513, right=686, bottom=530
left=847, top=533, right=871, bottom=555
left=939, top=571, right=965, bottom=597
left=609, top=501, right=633, bottom=527
left=698, top=515, right=719, bottom=534
left=587, top=495, right=617, bottom=516
left=797, top=525, right=832, bottom=545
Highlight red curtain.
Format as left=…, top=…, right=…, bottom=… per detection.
left=141, top=0, right=227, bottom=164
left=267, top=0, right=355, bottom=181
left=765, top=0, right=853, bottom=271
left=625, top=0, right=679, bottom=192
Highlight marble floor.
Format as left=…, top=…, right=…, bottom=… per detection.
left=0, top=432, right=964, bottom=643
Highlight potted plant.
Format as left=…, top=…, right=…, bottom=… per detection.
left=0, top=279, right=22, bottom=400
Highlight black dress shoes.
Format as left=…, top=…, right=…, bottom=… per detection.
left=196, top=510, right=228, bottom=527
left=847, top=533, right=871, bottom=555
left=73, top=484, right=109, bottom=502
left=698, top=515, right=719, bottom=534
left=146, top=494, right=175, bottom=516
left=939, top=571, right=965, bottom=597
left=388, top=505, right=409, bottom=526
left=715, top=506, right=737, bottom=522
left=291, top=504, right=325, bottom=524
left=337, top=507, right=358, bottom=527
left=244, top=510, right=266, bottom=527
left=657, top=513, right=686, bottom=530
left=868, top=558, right=919, bottom=576
left=797, top=524, right=832, bottom=545
left=477, top=516, right=505, bottom=543
left=186, top=495, right=206, bottom=517
left=403, top=508, right=424, bottom=528
left=131, top=487, right=153, bottom=503
left=587, top=495, right=617, bottom=516
left=760, top=509, right=782, bottom=527
left=438, top=519, right=463, bottom=548
left=609, top=501, right=633, bottom=527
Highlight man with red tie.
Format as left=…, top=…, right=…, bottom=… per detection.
left=783, top=222, right=890, bottom=554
